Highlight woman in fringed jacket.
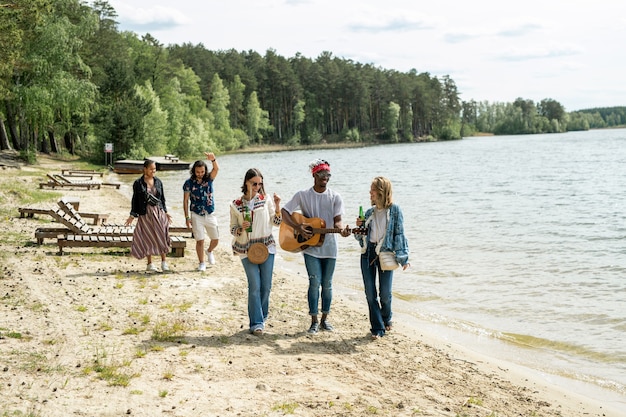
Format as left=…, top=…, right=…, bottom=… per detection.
left=230, top=168, right=282, bottom=336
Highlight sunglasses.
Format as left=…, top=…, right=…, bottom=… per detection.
left=315, top=172, right=331, bottom=179
left=251, top=182, right=263, bottom=187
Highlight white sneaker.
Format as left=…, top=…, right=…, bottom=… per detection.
left=146, top=263, right=157, bottom=272
left=161, top=261, right=169, bottom=271
left=206, top=250, right=216, bottom=265
left=198, top=262, right=206, bottom=272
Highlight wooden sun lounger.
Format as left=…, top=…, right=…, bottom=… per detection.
left=61, top=169, right=105, bottom=177
left=34, top=225, right=130, bottom=244
left=18, top=207, right=53, bottom=218
left=18, top=206, right=109, bottom=225
left=35, top=200, right=189, bottom=244
left=35, top=200, right=191, bottom=251
left=56, top=235, right=186, bottom=256
left=56, top=197, right=109, bottom=225
left=35, top=225, right=192, bottom=244
left=56, top=174, right=121, bottom=189
left=40, top=174, right=99, bottom=190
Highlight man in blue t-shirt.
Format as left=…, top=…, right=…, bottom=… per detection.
left=183, top=152, right=219, bottom=271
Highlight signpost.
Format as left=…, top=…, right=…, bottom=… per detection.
left=104, top=143, right=113, bottom=168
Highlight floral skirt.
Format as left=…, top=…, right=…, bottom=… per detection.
left=130, top=205, right=171, bottom=259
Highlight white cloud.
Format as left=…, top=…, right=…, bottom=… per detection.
left=111, top=2, right=190, bottom=29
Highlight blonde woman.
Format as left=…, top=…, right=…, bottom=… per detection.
left=355, top=176, right=410, bottom=339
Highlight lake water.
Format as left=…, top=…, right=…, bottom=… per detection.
left=116, top=128, right=626, bottom=408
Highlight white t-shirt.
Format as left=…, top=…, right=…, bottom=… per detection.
left=283, top=187, right=345, bottom=258
left=370, top=207, right=388, bottom=243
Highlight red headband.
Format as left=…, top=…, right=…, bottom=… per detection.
left=312, top=163, right=330, bottom=174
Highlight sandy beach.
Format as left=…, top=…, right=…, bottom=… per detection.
left=0, top=152, right=621, bottom=417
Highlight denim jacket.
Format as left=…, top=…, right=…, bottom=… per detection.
left=354, top=203, right=409, bottom=266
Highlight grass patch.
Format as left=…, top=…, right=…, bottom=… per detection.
left=151, top=318, right=189, bottom=342
left=10, top=350, right=63, bottom=374
left=84, top=347, right=138, bottom=387
left=271, top=402, right=299, bottom=414
left=122, top=327, right=141, bottom=335
left=466, top=397, right=483, bottom=406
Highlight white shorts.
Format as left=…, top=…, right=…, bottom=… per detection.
left=190, top=212, right=219, bottom=241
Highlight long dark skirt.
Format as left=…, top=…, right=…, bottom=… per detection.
left=130, top=205, right=171, bottom=259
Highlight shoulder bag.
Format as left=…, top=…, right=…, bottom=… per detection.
left=379, top=251, right=399, bottom=271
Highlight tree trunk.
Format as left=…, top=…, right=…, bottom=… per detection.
left=0, top=117, right=11, bottom=150
left=4, top=101, right=21, bottom=150
left=49, top=130, right=59, bottom=153
left=64, top=131, right=75, bottom=154
left=39, top=128, right=49, bottom=154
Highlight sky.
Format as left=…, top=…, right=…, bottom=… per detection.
left=108, top=0, right=626, bottom=111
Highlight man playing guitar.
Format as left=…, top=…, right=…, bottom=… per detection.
left=281, top=159, right=351, bottom=334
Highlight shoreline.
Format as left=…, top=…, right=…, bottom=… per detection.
left=274, top=252, right=626, bottom=414
left=0, top=154, right=623, bottom=416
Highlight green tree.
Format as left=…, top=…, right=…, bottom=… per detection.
left=538, top=98, right=566, bottom=132
left=383, top=101, right=400, bottom=142
left=8, top=0, right=98, bottom=154
left=246, top=91, right=262, bottom=143
left=208, top=73, right=236, bottom=149
left=135, top=81, right=168, bottom=156
left=228, top=74, right=245, bottom=129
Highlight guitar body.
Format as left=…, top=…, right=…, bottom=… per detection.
left=279, top=212, right=326, bottom=252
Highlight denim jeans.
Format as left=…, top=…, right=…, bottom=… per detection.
left=361, top=242, right=394, bottom=336
left=304, top=254, right=336, bottom=316
left=241, top=254, right=275, bottom=331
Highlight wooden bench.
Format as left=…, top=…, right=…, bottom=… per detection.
left=57, top=235, right=186, bottom=256
left=164, top=154, right=180, bottom=163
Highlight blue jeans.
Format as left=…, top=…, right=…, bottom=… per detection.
left=241, top=254, right=275, bottom=331
left=361, top=242, right=394, bottom=336
left=304, top=254, right=336, bottom=316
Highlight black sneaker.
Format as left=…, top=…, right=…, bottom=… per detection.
left=308, top=322, right=319, bottom=334
left=320, top=321, right=334, bottom=331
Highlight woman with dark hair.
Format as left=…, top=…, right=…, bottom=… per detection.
left=183, top=152, right=220, bottom=271
left=355, top=176, right=410, bottom=339
left=125, top=159, right=172, bottom=272
left=230, top=168, right=282, bottom=335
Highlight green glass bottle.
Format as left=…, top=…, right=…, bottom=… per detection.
left=244, top=205, right=252, bottom=232
left=359, top=205, right=365, bottom=220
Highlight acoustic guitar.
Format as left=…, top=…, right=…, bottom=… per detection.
left=279, top=212, right=366, bottom=252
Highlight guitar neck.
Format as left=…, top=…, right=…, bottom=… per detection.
left=310, top=228, right=343, bottom=234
